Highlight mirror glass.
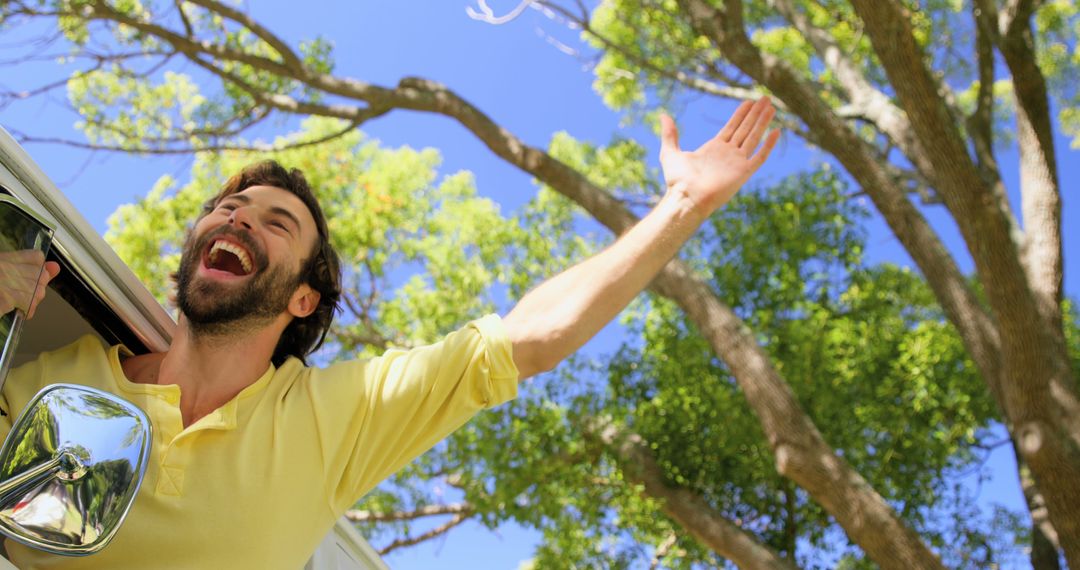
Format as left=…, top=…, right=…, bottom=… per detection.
left=0, top=384, right=151, bottom=555
left=0, top=196, right=55, bottom=388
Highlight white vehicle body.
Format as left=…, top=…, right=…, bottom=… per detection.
left=0, top=127, right=387, bottom=570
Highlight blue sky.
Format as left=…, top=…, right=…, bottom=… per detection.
left=1, top=2, right=1077, bottom=567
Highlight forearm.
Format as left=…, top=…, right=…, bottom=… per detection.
left=504, top=191, right=707, bottom=378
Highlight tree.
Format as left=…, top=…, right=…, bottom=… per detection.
left=0, top=0, right=1077, bottom=567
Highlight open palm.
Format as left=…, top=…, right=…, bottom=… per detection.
left=660, top=98, right=780, bottom=213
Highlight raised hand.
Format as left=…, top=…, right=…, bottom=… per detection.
left=0, top=251, right=60, bottom=319
left=659, top=97, right=781, bottom=214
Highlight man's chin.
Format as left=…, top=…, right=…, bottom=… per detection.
left=180, top=282, right=256, bottom=321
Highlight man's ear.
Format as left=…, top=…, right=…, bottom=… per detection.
left=288, top=284, right=321, bottom=319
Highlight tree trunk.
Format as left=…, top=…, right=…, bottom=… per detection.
left=846, top=3, right=1080, bottom=564
left=1016, top=443, right=1064, bottom=570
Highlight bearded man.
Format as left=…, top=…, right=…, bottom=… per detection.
left=0, top=98, right=779, bottom=568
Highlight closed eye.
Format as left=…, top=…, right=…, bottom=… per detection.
left=269, top=220, right=292, bottom=234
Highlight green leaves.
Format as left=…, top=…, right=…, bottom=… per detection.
left=69, top=67, right=209, bottom=151
left=1035, top=0, right=1080, bottom=147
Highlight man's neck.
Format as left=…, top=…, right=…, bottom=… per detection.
left=140, top=316, right=287, bottom=427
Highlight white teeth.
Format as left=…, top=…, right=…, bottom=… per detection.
left=209, top=240, right=253, bottom=274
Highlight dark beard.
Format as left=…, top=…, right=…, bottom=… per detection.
left=176, top=226, right=302, bottom=337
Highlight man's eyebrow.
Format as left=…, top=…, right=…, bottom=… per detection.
left=219, top=194, right=250, bottom=206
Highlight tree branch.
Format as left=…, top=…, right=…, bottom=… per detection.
left=967, top=3, right=1000, bottom=182
left=375, top=512, right=472, bottom=555
left=344, top=502, right=474, bottom=523
left=9, top=116, right=359, bottom=155
left=466, top=0, right=537, bottom=24
left=184, top=0, right=305, bottom=69
left=649, top=532, right=680, bottom=570
left=585, top=418, right=797, bottom=570
left=182, top=51, right=389, bottom=124
left=173, top=0, right=195, bottom=37
left=684, top=0, right=1004, bottom=405
left=769, top=0, right=936, bottom=186
left=994, top=1, right=1065, bottom=335
left=851, top=1, right=1080, bottom=563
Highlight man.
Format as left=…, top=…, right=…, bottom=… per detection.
left=0, top=98, right=778, bottom=568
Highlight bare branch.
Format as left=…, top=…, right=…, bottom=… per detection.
left=375, top=512, right=471, bottom=555
left=968, top=3, right=998, bottom=179
left=466, top=0, right=537, bottom=24
left=649, top=532, right=680, bottom=570
left=0, top=76, right=76, bottom=109
left=174, top=0, right=195, bottom=37
left=9, top=117, right=359, bottom=155
left=344, top=502, right=474, bottom=523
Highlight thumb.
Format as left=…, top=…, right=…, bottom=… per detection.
left=659, top=113, right=680, bottom=157
left=44, top=261, right=61, bottom=281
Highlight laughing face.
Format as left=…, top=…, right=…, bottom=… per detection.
left=176, top=185, right=319, bottom=335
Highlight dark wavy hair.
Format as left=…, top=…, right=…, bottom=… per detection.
left=198, top=160, right=342, bottom=366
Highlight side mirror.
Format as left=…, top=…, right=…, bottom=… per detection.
left=0, top=384, right=151, bottom=555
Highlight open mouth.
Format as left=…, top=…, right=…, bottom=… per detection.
left=204, top=239, right=254, bottom=276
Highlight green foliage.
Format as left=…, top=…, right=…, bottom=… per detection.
left=587, top=0, right=718, bottom=112
left=585, top=0, right=1079, bottom=154
left=601, top=173, right=999, bottom=563
left=1035, top=0, right=1080, bottom=147
left=353, top=164, right=1007, bottom=567
left=69, top=68, right=208, bottom=151
left=47, top=0, right=332, bottom=152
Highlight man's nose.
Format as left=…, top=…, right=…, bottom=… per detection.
left=228, top=206, right=255, bottom=230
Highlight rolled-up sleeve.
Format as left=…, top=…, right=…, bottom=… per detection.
left=309, top=314, right=519, bottom=512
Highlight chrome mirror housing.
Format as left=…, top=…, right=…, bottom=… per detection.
left=0, top=384, right=151, bottom=555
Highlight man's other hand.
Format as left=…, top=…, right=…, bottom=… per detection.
left=0, top=251, right=61, bottom=319
left=659, top=97, right=781, bottom=215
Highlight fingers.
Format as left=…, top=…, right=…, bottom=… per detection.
left=750, top=129, right=782, bottom=169
left=717, top=100, right=754, bottom=142
left=0, top=250, right=46, bottom=267
left=731, top=97, right=772, bottom=148
left=659, top=113, right=680, bottom=157
left=740, top=99, right=775, bottom=152
left=26, top=261, right=60, bottom=319
left=0, top=251, right=57, bottom=319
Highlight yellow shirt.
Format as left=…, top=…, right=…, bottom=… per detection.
left=0, top=314, right=519, bottom=569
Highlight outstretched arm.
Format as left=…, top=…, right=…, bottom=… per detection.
left=504, top=98, right=780, bottom=379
